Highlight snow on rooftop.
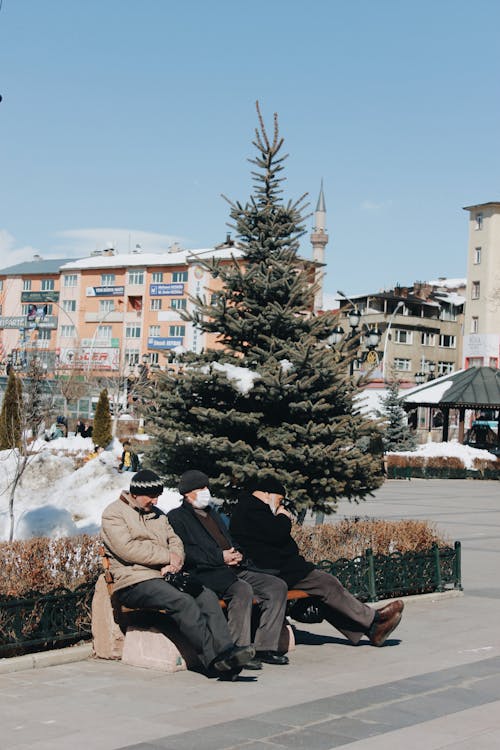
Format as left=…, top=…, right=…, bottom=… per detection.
left=403, top=379, right=454, bottom=404
left=60, top=246, right=243, bottom=271
left=433, top=291, right=466, bottom=306
left=426, top=278, right=466, bottom=289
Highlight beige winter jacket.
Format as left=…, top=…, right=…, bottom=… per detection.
left=101, top=493, right=185, bottom=593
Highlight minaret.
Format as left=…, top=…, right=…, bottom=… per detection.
left=310, top=180, right=329, bottom=311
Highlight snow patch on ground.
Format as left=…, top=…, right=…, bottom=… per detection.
left=389, top=440, right=496, bottom=469
left=0, top=438, right=182, bottom=541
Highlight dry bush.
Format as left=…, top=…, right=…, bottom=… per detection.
left=473, top=457, right=500, bottom=471
left=292, top=519, right=449, bottom=564
left=386, top=454, right=426, bottom=468
left=425, top=456, right=465, bottom=470
left=0, top=535, right=101, bottom=598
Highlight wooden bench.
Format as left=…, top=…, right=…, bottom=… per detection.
left=92, top=545, right=309, bottom=672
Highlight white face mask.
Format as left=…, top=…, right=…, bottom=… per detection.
left=193, top=488, right=211, bottom=509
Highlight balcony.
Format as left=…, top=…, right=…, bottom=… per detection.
left=84, top=312, right=124, bottom=323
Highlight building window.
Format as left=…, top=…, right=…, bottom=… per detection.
left=23, top=279, right=32, bottom=291
left=439, top=334, right=456, bottom=348
left=38, top=329, right=51, bottom=340
left=468, top=357, right=483, bottom=368
left=62, top=300, right=76, bottom=313
left=471, top=316, right=479, bottom=333
left=152, top=272, right=163, bottom=283
left=421, top=332, right=435, bottom=346
left=438, top=362, right=454, bottom=376
left=471, top=281, right=480, bottom=300
left=169, top=325, right=185, bottom=337
left=0, top=280, right=3, bottom=291
left=125, top=325, right=141, bottom=338
left=171, top=298, right=187, bottom=310
left=97, top=325, right=112, bottom=340
left=61, top=325, right=76, bottom=338
left=474, top=247, right=482, bottom=264
left=149, top=351, right=159, bottom=365
left=172, top=271, right=188, bottom=283
left=101, top=273, right=116, bottom=286
left=63, top=274, right=78, bottom=287
left=393, top=358, right=411, bottom=371
left=127, top=270, right=144, bottom=285
left=475, top=213, right=483, bottom=230
left=124, top=349, right=140, bottom=366
left=149, top=325, right=161, bottom=337
left=150, top=298, right=162, bottom=311
left=41, top=279, right=55, bottom=291
left=394, top=329, right=413, bottom=344
left=99, top=299, right=115, bottom=313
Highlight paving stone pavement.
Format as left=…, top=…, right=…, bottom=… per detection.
left=1, top=479, right=499, bottom=750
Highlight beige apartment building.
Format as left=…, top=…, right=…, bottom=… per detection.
left=463, top=202, right=500, bottom=368
left=336, top=280, right=465, bottom=383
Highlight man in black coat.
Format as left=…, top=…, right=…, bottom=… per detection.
left=230, top=476, right=404, bottom=647
left=168, top=470, right=289, bottom=669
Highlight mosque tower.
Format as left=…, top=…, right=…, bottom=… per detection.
left=310, top=180, right=329, bottom=311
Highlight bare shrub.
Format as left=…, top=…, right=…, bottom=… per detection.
left=0, top=535, right=101, bottom=598
left=292, top=519, right=449, bottom=564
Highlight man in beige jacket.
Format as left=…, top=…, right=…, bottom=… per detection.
left=101, top=469, right=255, bottom=678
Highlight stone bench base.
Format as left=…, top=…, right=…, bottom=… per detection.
left=92, top=574, right=295, bottom=673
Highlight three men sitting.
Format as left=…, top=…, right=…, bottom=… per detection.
left=101, top=469, right=255, bottom=679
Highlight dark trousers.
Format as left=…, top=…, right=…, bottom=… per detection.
left=294, top=569, right=375, bottom=645
left=222, top=570, right=288, bottom=650
left=118, top=579, right=233, bottom=669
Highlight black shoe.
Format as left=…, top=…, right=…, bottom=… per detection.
left=217, top=667, right=242, bottom=681
left=212, top=645, right=256, bottom=672
left=242, top=657, right=263, bottom=670
left=256, top=650, right=289, bottom=665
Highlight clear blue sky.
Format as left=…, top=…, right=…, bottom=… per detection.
left=1, top=0, right=499, bottom=300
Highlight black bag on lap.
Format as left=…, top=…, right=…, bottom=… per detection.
left=163, top=572, right=204, bottom=598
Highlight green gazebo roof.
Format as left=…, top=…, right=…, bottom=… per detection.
left=402, top=367, right=500, bottom=409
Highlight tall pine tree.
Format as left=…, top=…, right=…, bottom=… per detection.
left=378, top=376, right=417, bottom=452
left=146, top=104, right=383, bottom=512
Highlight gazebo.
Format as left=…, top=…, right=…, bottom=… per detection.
left=401, top=366, right=500, bottom=446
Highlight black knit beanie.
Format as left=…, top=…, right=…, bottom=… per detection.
left=178, top=469, right=210, bottom=495
left=130, top=469, right=164, bottom=498
left=250, top=476, right=287, bottom=496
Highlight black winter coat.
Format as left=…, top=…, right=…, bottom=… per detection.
left=229, top=491, right=315, bottom=587
left=167, top=502, right=238, bottom=595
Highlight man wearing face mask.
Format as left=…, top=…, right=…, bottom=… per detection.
left=168, top=470, right=289, bottom=669
left=230, top=476, right=404, bottom=648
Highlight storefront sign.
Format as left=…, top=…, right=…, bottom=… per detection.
left=147, top=336, right=183, bottom=350
left=86, top=286, right=125, bottom=297
left=21, top=291, right=60, bottom=303
left=58, top=347, right=120, bottom=370
left=149, top=283, right=184, bottom=296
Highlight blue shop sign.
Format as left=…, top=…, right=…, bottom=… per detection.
left=147, top=336, right=184, bottom=350
left=149, top=283, right=184, bottom=296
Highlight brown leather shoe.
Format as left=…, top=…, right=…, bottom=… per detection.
left=369, top=600, right=404, bottom=647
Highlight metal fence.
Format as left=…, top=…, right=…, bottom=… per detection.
left=0, top=544, right=461, bottom=657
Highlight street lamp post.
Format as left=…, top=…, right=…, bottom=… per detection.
left=381, top=300, right=405, bottom=382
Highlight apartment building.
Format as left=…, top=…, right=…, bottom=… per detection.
left=0, top=244, right=241, bottom=376
left=0, top=257, right=74, bottom=370
left=336, top=279, right=465, bottom=383
left=463, top=202, right=500, bottom=368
